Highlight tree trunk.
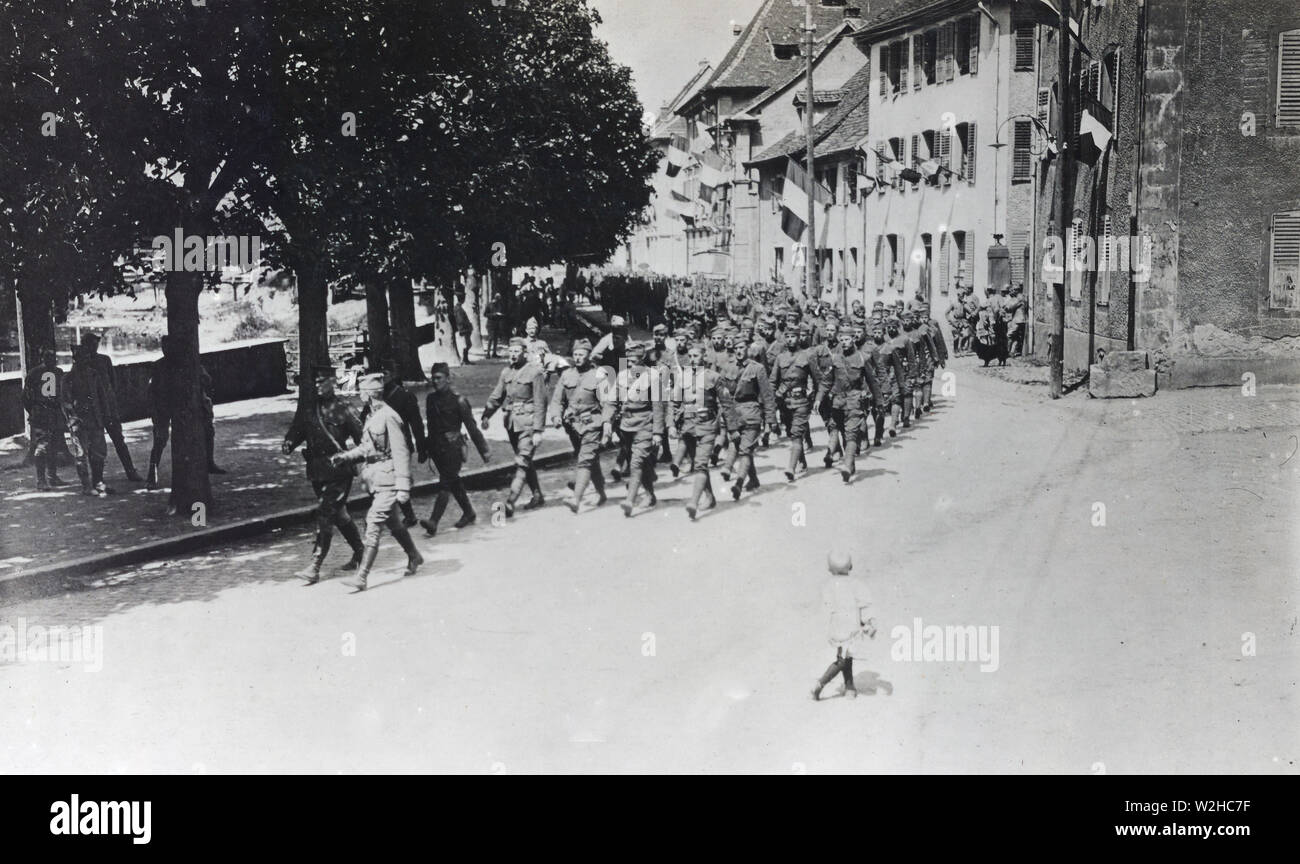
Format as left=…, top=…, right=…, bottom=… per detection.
left=295, top=256, right=329, bottom=403
left=387, top=277, right=424, bottom=381
left=364, top=277, right=390, bottom=369
left=164, top=268, right=212, bottom=516
left=17, top=279, right=57, bottom=367
left=464, top=269, right=483, bottom=352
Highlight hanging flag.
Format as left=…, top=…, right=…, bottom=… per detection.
left=786, top=157, right=831, bottom=206
left=782, top=173, right=810, bottom=221
left=919, top=159, right=940, bottom=178
left=1078, top=109, right=1112, bottom=161
left=781, top=207, right=807, bottom=242
left=857, top=172, right=873, bottom=192
left=697, top=182, right=714, bottom=203
left=691, top=127, right=716, bottom=154
left=697, top=163, right=728, bottom=188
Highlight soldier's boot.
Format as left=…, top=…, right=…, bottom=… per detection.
left=839, top=658, right=857, bottom=698
left=347, top=545, right=379, bottom=592
left=729, top=458, right=747, bottom=500
left=569, top=468, right=592, bottom=514
left=91, top=459, right=112, bottom=496
left=841, top=441, right=858, bottom=484
left=392, top=523, right=424, bottom=577
left=622, top=469, right=643, bottom=517
left=811, top=658, right=845, bottom=701
left=874, top=412, right=886, bottom=447
left=744, top=461, right=760, bottom=492
left=922, top=382, right=934, bottom=412
left=643, top=465, right=657, bottom=508
left=114, top=439, right=142, bottom=481
left=399, top=498, right=418, bottom=528
left=901, top=394, right=913, bottom=428
left=75, top=458, right=94, bottom=495
left=420, top=490, right=451, bottom=536
left=889, top=404, right=901, bottom=437
left=146, top=462, right=160, bottom=490
left=296, top=532, right=331, bottom=584
left=46, top=460, right=68, bottom=486
left=504, top=470, right=526, bottom=517
left=590, top=465, right=607, bottom=506
left=686, top=473, right=709, bottom=521
left=761, top=431, right=770, bottom=449
left=34, top=456, right=50, bottom=492
left=522, top=469, right=545, bottom=510
left=785, top=440, right=803, bottom=482
left=337, top=520, right=365, bottom=571
left=701, top=474, right=717, bottom=510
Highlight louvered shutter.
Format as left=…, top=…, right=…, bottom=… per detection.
left=875, top=141, right=887, bottom=188
left=1068, top=222, right=1083, bottom=301
left=1014, top=23, right=1034, bottom=70
left=1036, top=87, right=1051, bottom=127
left=913, top=34, right=924, bottom=89
left=969, top=15, right=980, bottom=75
left=1278, top=30, right=1300, bottom=126
left=938, top=232, right=950, bottom=294
left=965, top=122, right=977, bottom=185
left=1013, top=120, right=1032, bottom=181
left=1010, top=229, right=1029, bottom=288
left=1270, top=211, right=1300, bottom=309
left=897, top=41, right=908, bottom=92
left=1098, top=214, right=1113, bottom=305
left=938, top=127, right=952, bottom=183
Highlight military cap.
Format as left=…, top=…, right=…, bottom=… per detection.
left=358, top=373, right=385, bottom=392
left=509, top=336, right=527, bottom=347
left=311, top=363, right=336, bottom=379
left=711, top=324, right=730, bottom=336
left=572, top=338, right=593, bottom=352
left=761, top=314, right=776, bottom=325
left=82, top=331, right=102, bottom=345
left=429, top=362, right=450, bottom=376
left=797, top=321, right=813, bottom=334
left=652, top=323, right=668, bottom=335
left=886, top=316, right=902, bottom=328
left=609, top=315, right=627, bottom=329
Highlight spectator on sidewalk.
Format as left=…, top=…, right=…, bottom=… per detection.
left=81, top=332, right=143, bottom=482
left=590, top=315, right=629, bottom=374
left=453, top=289, right=474, bottom=365
left=485, top=292, right=506, bottom=358
left=1006, top=284, right=1028, bottom=357
left=62, top=343, right=111, bottom=497
left=22, top=346, right=70, bottom=491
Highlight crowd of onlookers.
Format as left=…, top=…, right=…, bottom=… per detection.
left=945, top=283, right=1028, bottom=366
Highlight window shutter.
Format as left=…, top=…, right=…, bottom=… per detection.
left=969, top=14, right=980, bottom=75
left=1098, top=214, right=1113, bottom=305
left=876, top=235, right=887, bottom=292
left=1068, top=221, right=1082, bottom=301
left=913, top=34, right=924, bottom=89
left=938, top=232, right=950, bottom=294
left=1012, top=120, right=1032, bottom=181
left=1270, top=211, right=1300, bottom=308
left=911, top=133, right=919, bottom=164
left=1036, top=87, right=1051, bottom=127
left=936, top=23, right=952, bottom=82
left=1278, top=30, right=1300, bottom=126
left=1010, top=228, right=1029, bottom=287
left=1014, top=23, right=1034, bottom=70
left=938, top=127, right=951, bottom=182
left=965, top=122, right=977, bottom=185
left=897, top=41, right=908, bottom=92
left=945, top=23, right=957, bottom=81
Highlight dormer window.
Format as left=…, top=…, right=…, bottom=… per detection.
left=773, top=42, right=799, bottom=61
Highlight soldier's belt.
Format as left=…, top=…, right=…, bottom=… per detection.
left=365, top=452, right=391, bottom=464
left=786, top=386, right=807, bottom=398
left=623, top=404, right=652, bottom=413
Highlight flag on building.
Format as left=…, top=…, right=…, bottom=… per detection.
left=691, top=127, right=716, bottom=154
left=666, top=134, right=690, bottom=177
left=1077, top=109, right=1112, bottom=162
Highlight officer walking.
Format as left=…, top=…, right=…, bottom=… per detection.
left=673, top=342, right=724, bottom=520
left=62, top=343, right=111, bottom=497
left=481, top=337, right=548, bottom=517
left=419, top=362, right=491, bottom=536
left=360, top=360, right=426, bottom=527
left=548, top=338, right=612, bottom=515
left=330, top=373, right=423, bottom=591
left=282, top=364, right=368, bottom=582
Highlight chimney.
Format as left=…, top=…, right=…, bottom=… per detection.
left=844, top=6, right=862, bottom=19
left=731, top=20, right=742, bottom=36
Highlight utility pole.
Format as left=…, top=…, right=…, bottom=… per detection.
left=1051, top=0, right=1073, bottom=399
left=804, top=0, right=816, bottom=306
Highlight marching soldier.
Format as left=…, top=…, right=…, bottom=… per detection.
left=728, top=342, right=777, bottom=501
left=815, top=325, right=883, bottom=484
left=481, top=337, right=548, bottom=517
left=772, top=322, right=822, bottom=482
left=813, top=319, right=841, bottom=468
left=872, top=321, right=908, bottom=445
left=673, top=342, right=724, bottom=520
left=22, top=346, right=70, bottom=490
left=612, top=341, right=667, bottom=517
left=889, top=314, right=918, bottom=428
left=359, top=360, right=426, bottom=527
left=903, top=309, right=936, bottom=420
left=330, top=373, right=423, bottom=591
left=918, top=302, right=948, bottom=412
left=547, top=339, right=613, bottom=515
left=282, top=364, right=368, bottom=582
left=419, top=362, right=491, bottom=536
left=80, top=332, right=143, bottom=482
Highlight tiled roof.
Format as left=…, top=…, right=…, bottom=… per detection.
left=793, top=89, right=845, bottom=104
left=705, top=0, right=852, bottom=92
left=747, top=60, right=876, bottom=164
left=851, top=0, right=979, bottom=38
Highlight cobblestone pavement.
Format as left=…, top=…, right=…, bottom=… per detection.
left=1, top=360, right=1295, bottom=773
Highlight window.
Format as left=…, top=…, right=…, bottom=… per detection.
left=937, top=22, right=955, bottom=82
left=1010, top=228, right=1030, bottom=289
left=920, top=234, right=933, bottom=298
left=912, top=34, right=924, bottom=90
left=894, top=40, right=909, bottom=93
left=1277, top=29, right=1300, bottom=127
left=1014, top=23, right=1035, bottom=71
left=938, top=232, right=950, bottom=294
left=952, top=231, right=969, bottom=289
left=922, top=29, right=937, bottom=85
left=956, top=15, right=979, bottom=76
left=816, top=165, right=838, bottom=205
left=773, top=43, right=799, bottom=61
left=774, top=246, right=785, bottom=280
left=956, top=121, right=977, bottom=185
left=848, top=161, right=859, bottom=203
left=878, top=234, right=900, bottom=292
left=1012, top=119, right=1033, bottom=183
left=1270, top=210, right=1300, bottom=310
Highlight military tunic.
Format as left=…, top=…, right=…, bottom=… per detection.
left=483, top=361, right=548, bottom=468
left=548, top=364, right=612, bottom=469
left=425, top=387, right=490, bottom=483
left=772, top=347, right=822, bottom=440
left=336, top=402, right=412, bottom=546
left=284, top=395, right=365, bottom=533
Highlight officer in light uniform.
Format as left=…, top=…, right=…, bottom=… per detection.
left=482, top=337, right=548, bottom=517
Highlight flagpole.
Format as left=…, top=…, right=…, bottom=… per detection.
left=804, top=0, right=816, bottom=305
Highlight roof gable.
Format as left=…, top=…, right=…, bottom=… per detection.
left=705, top=0, right=854, bottom=93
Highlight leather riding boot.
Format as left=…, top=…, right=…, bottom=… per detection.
left=297, top=531, right=332, bottom=583
left=686, top=473, right=708, bottom=521
left=34, top=456, right=50, bottom=491
left=392, top=523, right=424, bottom=576
left=569, top=468, right=591, bottom=514
left=336, top=519, right=364, bottom=570
left=146, top=462, right=160, bottom=490
left=348, top=545, right=379, bottom=591
left=421, top=490, right=450, bottom=536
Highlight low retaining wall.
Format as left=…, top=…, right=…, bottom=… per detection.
left=0, top=338, right=288, bottom=437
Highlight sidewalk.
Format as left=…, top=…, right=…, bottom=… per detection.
left=0, top=316, right=590, bottom=593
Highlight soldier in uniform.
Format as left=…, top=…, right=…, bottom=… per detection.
left=872, top=320, right=908, bottom=444
left=282, top=364, right=368, bottom=582
left=918, top=302, right=948, bottom=412
left=889, top=314, right=917, bottom=428
left=81, top=332, right=142, bottom=482
left=62, top=342, right=111, bottom=497
left=728, top=342, right=778, bottom=501
left=360, top=360, right=426, bottom=527
left=816, top=325, right=883, bottom=484
left=481, top=337, right=548, bottom=517
left=903, top=309, right=935, bottom=420
left=548, top=339, right=613, bottom=515
left=813, top=319, right=841, bottom=468
left=612, top=341, right=667, bottom=517
left=772, top=322, right=822, bottom=482
left=330, top=373, right=423, bottom=591
left=22, top=346, right=70, bottom=490
left=673, top=342, right=724, bottom=521
left=419, top=362, right=491, bottom=535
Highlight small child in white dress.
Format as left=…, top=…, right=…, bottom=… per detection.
left=812, top=550, right=876, bottom=700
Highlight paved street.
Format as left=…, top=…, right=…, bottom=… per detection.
left=2, top=364, right=1297, bottom=773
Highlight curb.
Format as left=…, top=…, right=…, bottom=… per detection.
left=0, top=444, right=577, bottom=601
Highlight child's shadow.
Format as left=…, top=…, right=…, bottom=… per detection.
left=855, top=669, right=894, bottom=696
